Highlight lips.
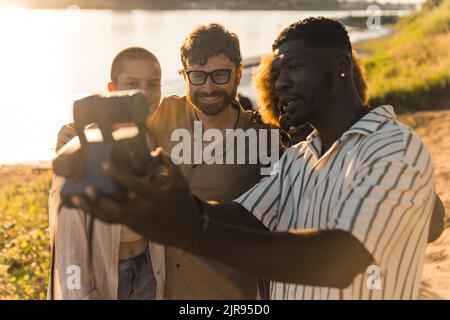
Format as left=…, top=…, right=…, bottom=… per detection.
left=200, top=95, right=221, bottom=103
left=278, top=96, right=300, bottom=113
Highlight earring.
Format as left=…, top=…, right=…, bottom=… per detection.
left=340, top=72, right=346, bottom=78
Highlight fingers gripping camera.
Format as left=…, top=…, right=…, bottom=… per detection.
left=52, top=90, right=155, bottom=208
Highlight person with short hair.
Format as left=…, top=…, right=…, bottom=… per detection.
left=48, top=47, right=164, bottom=300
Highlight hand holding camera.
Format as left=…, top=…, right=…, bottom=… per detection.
left=53, top=90, right=155, bottom=207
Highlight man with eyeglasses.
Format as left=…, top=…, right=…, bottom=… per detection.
left=145, top=23, right=279, bottom=299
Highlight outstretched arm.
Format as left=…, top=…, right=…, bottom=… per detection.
left=71, top=150, right=372, bottom=289
left=191, top=201, right=373, bottom=288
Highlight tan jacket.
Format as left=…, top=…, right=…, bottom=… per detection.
left=47, top=175, right=166, bottom=300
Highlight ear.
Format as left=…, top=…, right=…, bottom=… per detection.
left=180, top=69, right=187, bottom=81
left=335, top=52, right=352, bottom=79
left=108, top=82, right=116, bottom=92
left=235, top=64, right=243, bottom=85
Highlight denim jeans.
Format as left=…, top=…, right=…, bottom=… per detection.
left=118, top=248, right=157, bottom=300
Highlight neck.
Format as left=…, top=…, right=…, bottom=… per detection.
left=312, top=87, right=367, bottom=155
left=195, top=104, right=237, bottom=132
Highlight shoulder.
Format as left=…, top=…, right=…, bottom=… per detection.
left=284, top=141, right=309, bottom=162
left=155, top=95, right=187, bottom=115
left=268, top=141, right=309, bottom=178
left=241, top=109, right=277, bottom=130
left=148, top=95, right=188, bottom=126
left=361, top=117, right=431, bottom=168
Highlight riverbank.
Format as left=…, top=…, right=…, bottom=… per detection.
left=0, top=163, right=50, bottom=187
left=353, top=24, right=398, bottom=58
left=354, top=0, right=450, bottom=112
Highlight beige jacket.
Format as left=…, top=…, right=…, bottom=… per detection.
left=47, top=175, right=166, bottom=300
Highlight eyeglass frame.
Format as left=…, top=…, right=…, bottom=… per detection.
left=185, top=67, right=239, bottom=86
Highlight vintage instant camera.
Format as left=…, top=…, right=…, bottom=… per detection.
left=52, top=90, right=153, bottom=208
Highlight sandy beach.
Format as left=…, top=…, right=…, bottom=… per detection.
left=398, top=110, right=450, bottom=299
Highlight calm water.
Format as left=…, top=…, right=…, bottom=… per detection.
left=0, top=8, right=392, bottom=164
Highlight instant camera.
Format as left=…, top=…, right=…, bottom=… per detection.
left=52, top=90, right=153, bottom=208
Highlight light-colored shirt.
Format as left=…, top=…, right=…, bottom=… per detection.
left=235, top=105, right=435, bottom=300
left=48, top=173, right=165, bottom=300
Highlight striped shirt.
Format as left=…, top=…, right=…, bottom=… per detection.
left=235, top=105, right=435, bottom=300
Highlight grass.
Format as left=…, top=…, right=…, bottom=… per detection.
left=0, top=170, right=52, bottom=300
left=358, top=0, right=450, bottom=112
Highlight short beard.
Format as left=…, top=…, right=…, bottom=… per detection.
left=188, top=80, right=238, bottom=116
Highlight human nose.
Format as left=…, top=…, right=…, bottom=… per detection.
left=274, top=70, right=291, bottom=94
left=137, top=83, right=151, bottom=100
left=201, top=75, right=216, bottom=93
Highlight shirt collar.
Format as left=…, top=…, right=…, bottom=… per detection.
left=341, top=105, right=396, bottom=138
left=304, top=105, right=396, bottom=159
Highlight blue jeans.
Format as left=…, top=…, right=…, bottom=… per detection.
left=118, top=248, right=157, bottom=300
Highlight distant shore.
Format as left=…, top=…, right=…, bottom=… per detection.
left=9, top=1, right=416, bottom=11
left=353, top=23, right=397, bottom=58
left=0, top=163, right=51, bottom=188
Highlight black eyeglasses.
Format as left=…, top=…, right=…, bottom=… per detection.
left=185, top=68, right=236, bottom=86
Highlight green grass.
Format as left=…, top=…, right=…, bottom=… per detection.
left=360, top=0, right=450, bottom=112
left=0, top=170, right=52, bottom=300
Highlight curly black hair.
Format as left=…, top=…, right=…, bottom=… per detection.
left=273, top=17, right=352, bottom=53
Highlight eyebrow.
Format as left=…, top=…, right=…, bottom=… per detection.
left=281, top=54, right=308, bottom=62
left=271, top=54, right=306, bottom=70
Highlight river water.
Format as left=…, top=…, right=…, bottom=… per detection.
left=0, top=8, right=394, bottom=164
